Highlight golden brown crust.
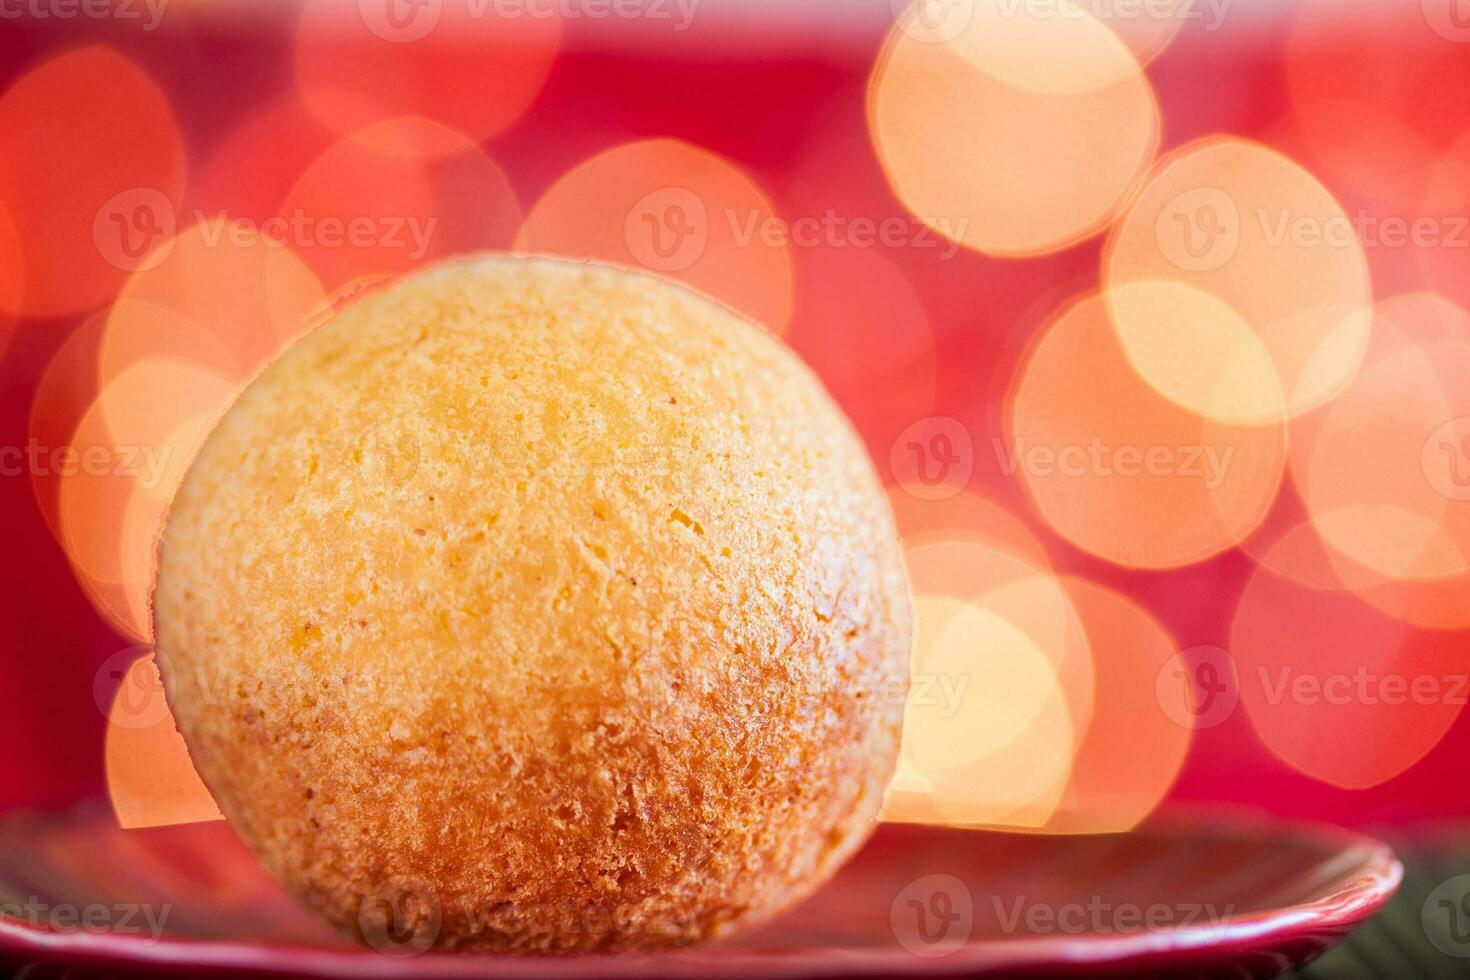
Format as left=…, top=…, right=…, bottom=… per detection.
left=153, top=254, right=911, bottom=951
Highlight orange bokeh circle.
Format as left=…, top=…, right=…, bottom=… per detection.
left=1232, top=524, right=1469, bottom=789
left=0, top=46, right=186, bottom=318
left=517, top=138, right=793, bottom=333
left=869, top=0, right=1159, bottom=257
left=1009, top=291, right=1286, bottom=569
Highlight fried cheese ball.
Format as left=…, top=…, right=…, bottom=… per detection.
left=153, top=255, right=911, bottom=952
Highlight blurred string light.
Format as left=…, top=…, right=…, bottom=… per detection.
left=1284, top=294, right=1470, bottom=627
left=1102, top=137, right=1373, bottom=425
left=29, top=314, right=111, bottom=548
left=867, top=0, right=1159, bottom=257
left=58, top=359, right=236, bottom=642
left=0, top=46, right=185, bottom=318
left=908, top=537, right=1095, bottom=743
left=99, top=300, right=239, bottom=393
left=104, top=652, right=222, bottom=829
left=106, top=220, right=328, bottom=382
left=293, top=0, right=561, bottom=151
left=1040, top=578, right=1189, bottom=835
left=13, top=0, right=1464, bottom=831
left=47, top=211, right=335, bottom=642
left=885, top=487, right=1052, bottom=567
left=881, top=506, right=1192, bottom=834
left=1007, top=291, right=1286, bottom=569
left=515, top=138, right=794, bottom=333
left=1232, top=523, right=1469, bottom=789
left=885, top=535, right=1090, bottom=829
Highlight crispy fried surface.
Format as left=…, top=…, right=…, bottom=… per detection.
left=153, top=255, right=911, bottom=951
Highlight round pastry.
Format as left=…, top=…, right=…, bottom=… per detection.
left=153, top=254, right=911, bottom=952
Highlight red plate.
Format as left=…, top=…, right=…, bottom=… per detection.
left=0, top=806, right=1399, bottom=978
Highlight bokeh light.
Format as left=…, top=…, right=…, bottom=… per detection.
left=885, top=487, right=1051, bottom=568
left=98, top=300, right=240, bottom=395
left=57, top=360, right=238, bottom=642
left=886, top=535, right=1092, bottom=829
left=891, top=593, right=1075, bottom=829
left=104, top=651, right=222, bottom=829
left=1009, top=291, right=1287, bottom=569
left=282, top=116, right=523, bottom=294
left=868, top=0, right=1159, bottom=257
left=1417, top=129, right=1470, bottom=313
left=1232, top=524, right=1469, bottom=789
left=107, top=219, right=327, bottom=383
left=0, top=0, right=1457, bottom=841
left=30, top=313, right=113, bottom=546
left=1040, top=578, right=1190, bottom=835
left=1088, top=0, right=1196, bottom=68
left=516, top=138, right=793, bottom=333
left=1290, top=296, right=1470, bottom=583
left=0, top=46, right=186, bottom=318
left=1104, top=137, right=1372, bottom=424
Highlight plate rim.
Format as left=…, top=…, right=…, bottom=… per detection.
left=0, top=809, right=1404, bottom=978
